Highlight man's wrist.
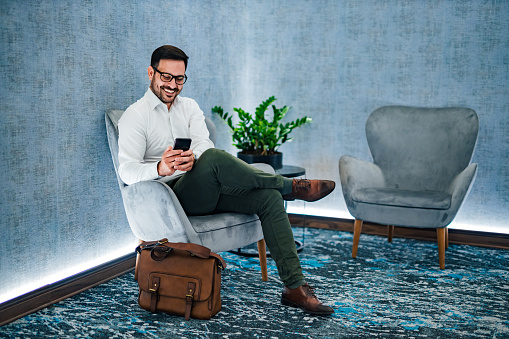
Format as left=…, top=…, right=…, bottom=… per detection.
left=156, top=161, right=164, bottom=178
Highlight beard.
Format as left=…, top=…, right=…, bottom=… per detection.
left=150, top=77, right=182, bottom=106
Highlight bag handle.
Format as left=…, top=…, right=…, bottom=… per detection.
left=137, top=239, right=211, bottom=257
left=136, top=239, right=227, bottom=269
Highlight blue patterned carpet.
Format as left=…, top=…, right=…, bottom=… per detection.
left=1, top=228, right=508, bottom=338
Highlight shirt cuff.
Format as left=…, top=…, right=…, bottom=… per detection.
left=154, top=161, right=163, bottom=179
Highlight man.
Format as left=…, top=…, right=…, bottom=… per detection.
left=118, top=45, right=336, bottom=315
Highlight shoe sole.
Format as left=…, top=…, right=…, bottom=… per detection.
left=282, top=186, right=335, bottom=203
left=281, top=297, right=334, bottom=316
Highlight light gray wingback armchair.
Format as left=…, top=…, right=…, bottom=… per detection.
left=339, top=106, right=479, bottom=269
left=105, top=110, right=271, bottom=280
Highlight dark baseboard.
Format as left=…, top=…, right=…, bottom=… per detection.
left=1, top=215, right=507, bottom=326
left=0, top=252, right=136, bottom=326
left=288, top=214, right=509, bottom=249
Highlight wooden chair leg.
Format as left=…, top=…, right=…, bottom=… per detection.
left=352, top=219, right=363, bottom=258
left=437, top=229, right=446, bottom=270
left=387, top=225, right=394, bottom=243
left=445, top=227, right=449, bottom=249
left=257, top=239, right=268, bottom=281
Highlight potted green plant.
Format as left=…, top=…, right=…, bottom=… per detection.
left=212, top=96, right=311, bottom=169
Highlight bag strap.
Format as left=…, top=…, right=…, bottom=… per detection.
left=136, top=239, right=227, bottom=269
left=185, top=282, right=196, bottom=321
left=160, top=244, right=226, bottom=270
left=149, top=276, right=160, bottom=313
left=137, top=239, right=209, bottom=256
left=210, top=253, right=226, bottom=271
left=165, top=242, right=211, bottom=258
left=136, top=238, right=169, bottom=254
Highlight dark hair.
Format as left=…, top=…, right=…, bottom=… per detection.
left=151, top=45, right=189, bottom=70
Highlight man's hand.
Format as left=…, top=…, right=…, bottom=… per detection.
left=157, top=146, right=195, bottom=177
left=172, top=148, right=195, bottom=172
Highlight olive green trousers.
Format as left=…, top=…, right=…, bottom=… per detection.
left=168, top=148, right=305, bottom=289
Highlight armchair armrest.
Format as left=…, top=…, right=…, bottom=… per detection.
left=121, top=180, right=194, bottom=243
left=339, top=155, right=385, bottom=197
left=121, top=163, right=275, bottom=244
left=448, top=163, right=478, bottom=213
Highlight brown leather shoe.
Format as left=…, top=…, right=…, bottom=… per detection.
left=282, top=179, right=335, bottom=202
left=281, top=283, right=334, bottom=315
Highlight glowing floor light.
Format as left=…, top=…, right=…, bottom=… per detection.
left=287, top=205, right=353, bottom=219
left=286, top=206, right=509, bottom=234
left=0, top=241, right=138, bottom=304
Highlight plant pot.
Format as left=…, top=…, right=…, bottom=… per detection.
left=237, top=152, right=283, bottom=170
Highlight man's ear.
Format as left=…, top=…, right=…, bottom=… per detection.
left=148, top=66, right=154, bottom=80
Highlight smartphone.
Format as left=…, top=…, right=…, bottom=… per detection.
left=173, top=138, right=192, bottom=151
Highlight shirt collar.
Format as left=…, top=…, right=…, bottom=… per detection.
left=145, top=87, right=180, bottom=112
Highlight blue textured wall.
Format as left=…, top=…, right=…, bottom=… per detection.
left=1, top=0, right=508, bottom=302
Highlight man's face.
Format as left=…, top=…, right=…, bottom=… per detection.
left=148, top=59, right=186, bottom=109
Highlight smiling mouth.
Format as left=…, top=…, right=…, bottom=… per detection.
left=163, top=88, right=176, bottom=95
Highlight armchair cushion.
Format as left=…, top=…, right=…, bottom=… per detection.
left=351, top=188, right=451, bottom=210
left=189, top=213, right=260, bottom=234
left=188, top=214, right=263, bottom=253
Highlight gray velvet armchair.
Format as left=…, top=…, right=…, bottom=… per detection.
left=339, top=106, right=479, bottom=269
left=105, top=110, right=270, bottom=280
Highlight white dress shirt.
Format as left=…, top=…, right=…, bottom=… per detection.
left=118, top=88, right=214, bottom=185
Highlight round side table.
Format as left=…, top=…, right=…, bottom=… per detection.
left=276, top=165, right=306, bottom=178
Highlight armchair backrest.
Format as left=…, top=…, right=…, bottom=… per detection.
left=105, top=110, right=125, bottom=189
left=366, top=106, right=479, bottom=191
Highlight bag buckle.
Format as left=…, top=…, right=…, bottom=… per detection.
left=149, top=277, right=160, bottom=313
left=186, top=284, right=195, bottom=303
left=149, top=277, right=160, bottom=294
left=184, top=283, right=196, bottom=321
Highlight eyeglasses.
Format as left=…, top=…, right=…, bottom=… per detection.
left=153, top=66, right=188, bottom=85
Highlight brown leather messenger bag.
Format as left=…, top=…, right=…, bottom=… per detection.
left=135, top=239, right=226, bottom=320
